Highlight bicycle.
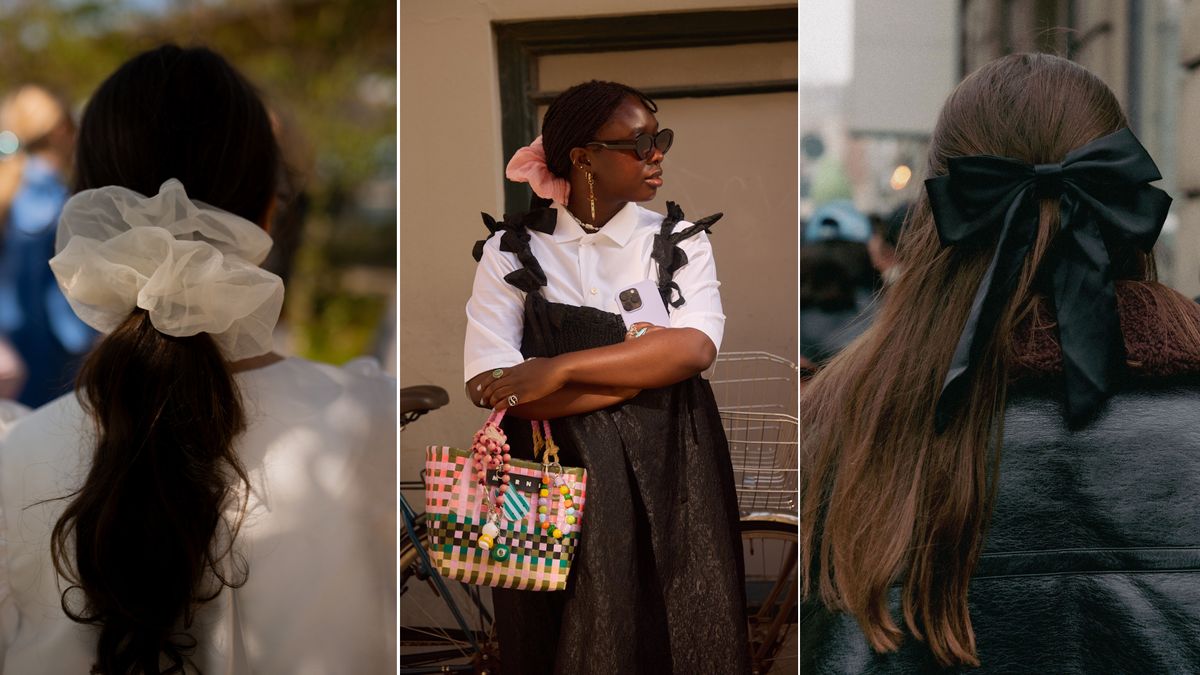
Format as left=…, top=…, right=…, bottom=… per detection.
left=709, top=352, right=800, bottom=675
left=400, top=385, right=500, bottom=674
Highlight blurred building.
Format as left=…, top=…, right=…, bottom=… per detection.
left=401, top=1, right=798, bottom=469
left=801, top=0, right=957, bottom=221
left=958, top=0, right=1190, bottom=294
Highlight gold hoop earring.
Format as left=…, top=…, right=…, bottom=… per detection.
left=587, top=171, right=596, bottom=223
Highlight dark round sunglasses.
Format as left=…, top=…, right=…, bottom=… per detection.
left=587, top=128, right=674, bottom=161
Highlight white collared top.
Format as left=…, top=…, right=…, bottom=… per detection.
left=464, top=201, right=724, bottom=381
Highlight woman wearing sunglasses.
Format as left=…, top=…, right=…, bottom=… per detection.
left=464, top=80, right=750, bottom=674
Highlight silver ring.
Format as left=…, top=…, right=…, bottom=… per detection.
left=492, top=368, right=505, bottom=379
left=507, top=394, right=519, bottom=407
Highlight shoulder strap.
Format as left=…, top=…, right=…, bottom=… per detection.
left=472, top=207, right=557, bottom=293
left=651, top=201, right=722, bottom=309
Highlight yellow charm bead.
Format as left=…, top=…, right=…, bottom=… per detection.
left=538, top=505, right=548, bottom=514
left=559, top=485, right=569, bottom=495
left=566, top=515, right=576, bottom=525
left=552, top=528, right=562, bottom=538
left=540, top=488, right=550, bottom=498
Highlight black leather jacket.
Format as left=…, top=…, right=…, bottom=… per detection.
left=803, top=375, right=1200, bottom=673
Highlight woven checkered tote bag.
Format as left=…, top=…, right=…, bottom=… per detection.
left=424, top=410, right=587, bottom=591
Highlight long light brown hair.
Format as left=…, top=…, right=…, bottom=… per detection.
left=801, top=53, right=1200, bottom=666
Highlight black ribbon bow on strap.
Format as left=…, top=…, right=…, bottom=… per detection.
left=925, top=128, right=1172, bottom=432
left=652, top=201, right=723, bottom=309
left=471, top=207, right=557, bottom=293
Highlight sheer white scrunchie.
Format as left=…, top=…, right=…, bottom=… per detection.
left=49, top=179, right=284, bottom=361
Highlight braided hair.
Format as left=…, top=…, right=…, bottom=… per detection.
left=541, top=80, right=657, bottom=178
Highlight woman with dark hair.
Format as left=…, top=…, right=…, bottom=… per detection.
left=464, top=80, right=750, bottom=673
left=0, top=46, right=395, bottom=673
left=803, top=53, right=1200, bottom=672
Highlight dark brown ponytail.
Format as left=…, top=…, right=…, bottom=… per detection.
left=51, top=311, right=250, bottom=673
left=47, top=44, right=279, bottom=674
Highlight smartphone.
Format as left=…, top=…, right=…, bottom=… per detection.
left=616, top=280, right=670, bottom=330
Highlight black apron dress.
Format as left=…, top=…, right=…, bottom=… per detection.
left=474, top=202, right=751, bottom=675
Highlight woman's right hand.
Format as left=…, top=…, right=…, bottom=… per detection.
left=624, top=322, right=665, bottom=341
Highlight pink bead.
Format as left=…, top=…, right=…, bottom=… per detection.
left=502, top=475, right=511, bottom=483
left=503, top=453, right=511, bottom=462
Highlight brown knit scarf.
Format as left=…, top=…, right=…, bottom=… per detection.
left=1011, top=282, right=1200, bottom=380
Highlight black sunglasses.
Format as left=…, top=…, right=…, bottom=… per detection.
left=587, top=128, right=674, bottom=161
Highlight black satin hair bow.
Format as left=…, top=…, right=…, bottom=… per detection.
left=925, top=128, right=1172, bottom=432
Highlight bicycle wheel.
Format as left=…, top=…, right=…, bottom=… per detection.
left=741, top=517, right=798, bottom=675
left=400, top=491, right=500, bottom=673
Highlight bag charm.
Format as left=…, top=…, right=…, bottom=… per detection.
left=472, top=412, right=512, bottom=559
left=532, top=421, right=575, bottom=539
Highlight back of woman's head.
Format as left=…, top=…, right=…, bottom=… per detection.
left=51, top=44, right=279, bottom=674
left=74, top=44, right=277, bottom=223
left=802, top=53, right=1189, bottom=667
left=540, top=80, right=656, bottom=178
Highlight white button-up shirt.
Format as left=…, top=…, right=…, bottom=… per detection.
left=463, top=201, right=724, bottom=381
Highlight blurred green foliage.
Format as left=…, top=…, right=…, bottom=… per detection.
left=0, top=0, right=396, bottom=365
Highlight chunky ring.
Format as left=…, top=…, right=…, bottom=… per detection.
left=507, top=394, right=519, bottom=407
left=492, top=368, right=505, bottom=379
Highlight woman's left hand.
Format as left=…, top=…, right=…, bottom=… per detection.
left=480, top=357, right=568, bottom=410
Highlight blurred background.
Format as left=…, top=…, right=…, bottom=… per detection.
left=0, top=0, right=397, bottom=403
left=801, top=0, right=1195, bottom=368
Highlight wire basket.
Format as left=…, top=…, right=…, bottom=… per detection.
left=721, top=409, right=798, bottom=515
left=706, top=351, right=798, bottom=416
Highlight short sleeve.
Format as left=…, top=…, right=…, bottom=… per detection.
left=463, top=236, right=527, bottom=382
left=666, top=224, right=725, bottom=352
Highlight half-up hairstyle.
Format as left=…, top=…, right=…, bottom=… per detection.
left=50, top=44, right=279, bottom=674
left=540, top=80, right=656, bottom=178
left=802, top=53, right=1200, bottom=667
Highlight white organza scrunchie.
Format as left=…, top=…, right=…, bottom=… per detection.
left=49, top=179, right=284, bottom=361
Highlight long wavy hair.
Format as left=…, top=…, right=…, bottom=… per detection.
left=801, top=53, right=1200, bottom=667
left=48, top=45, right=279, bottom=674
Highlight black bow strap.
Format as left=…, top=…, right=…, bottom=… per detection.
left=652, top=201, right=723, bottom=310
left=472, top=207, right=556, bottom=293
left=471, top=207, right=556, bottom=262
left=926, top=128, right=1172, bottom=431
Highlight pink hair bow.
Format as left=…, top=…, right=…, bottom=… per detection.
left=505, top=136, right=570, bottom=204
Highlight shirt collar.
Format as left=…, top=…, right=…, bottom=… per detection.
left=551, top=201, right=639, bottom=247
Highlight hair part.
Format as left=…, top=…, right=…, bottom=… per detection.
left=802, top=52, right=1198, bottom=667
left=51, top=44, right=278, bottom=674
left=540, top=80, right=657, bottom=179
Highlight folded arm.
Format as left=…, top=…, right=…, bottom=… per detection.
left=475, top=325, right=715, bottom=411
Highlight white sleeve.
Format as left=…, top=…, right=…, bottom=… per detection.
left=666, top=225, right=725, bottom=352
left=463, top=236, right=527, bottom=382
left=0, top=422, right=18, bottom=666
